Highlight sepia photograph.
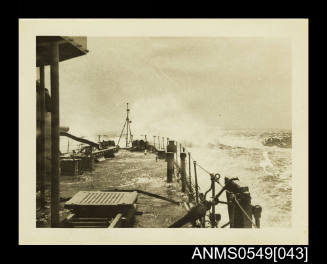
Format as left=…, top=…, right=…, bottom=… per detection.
left=19, top=19, right=308, bottom=244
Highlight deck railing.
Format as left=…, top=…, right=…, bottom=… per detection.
left=146, top=138, right=262, bottom=229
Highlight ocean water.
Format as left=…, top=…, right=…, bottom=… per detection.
left=182, top=128, right=292, bottom=228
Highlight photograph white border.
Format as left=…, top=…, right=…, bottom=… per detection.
left=19, top=19, right=308, bottom=245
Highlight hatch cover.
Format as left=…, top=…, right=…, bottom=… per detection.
left=65, top=191, right=138, bottom=209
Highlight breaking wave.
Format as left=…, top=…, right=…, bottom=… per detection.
left=260, top=131, right=292, bottom=148
left=185, top=128, right=292, bottom=228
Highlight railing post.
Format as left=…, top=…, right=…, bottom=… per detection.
left=176, top=141, right=179, bottom=166
left=187, top=152, right=194, bottom=202
left=188, top=152, right=192, bottom=190
left=193, top=161, right=199, bottom=204
left=167, top=140, right=177, bottom=153
left=252, top=205, right=262, bottom=228
left=180, top=152, right=187, bottom=192
left=166, top=152, right=174, bottom=183
left=211, top=174, right=216, bottom=227
left=225, top=177, right=253, bottom=228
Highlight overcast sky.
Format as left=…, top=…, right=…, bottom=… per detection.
left=42, top=37, right=291, bottom=138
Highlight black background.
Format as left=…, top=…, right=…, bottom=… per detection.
left=14, top=1, right=316, bottom=262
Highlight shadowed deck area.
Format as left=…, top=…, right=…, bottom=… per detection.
left=36, top=149, right=189, bottom=227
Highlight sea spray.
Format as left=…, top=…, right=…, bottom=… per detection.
left=129, top=94, right=223, bottom=147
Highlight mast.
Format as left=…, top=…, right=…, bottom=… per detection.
left=126, top=103, right=129, bottom=147
left=117, top=103, right=133, bottom=148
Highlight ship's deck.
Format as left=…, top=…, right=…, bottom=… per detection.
left=37, top=149, right=189, bottom=227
